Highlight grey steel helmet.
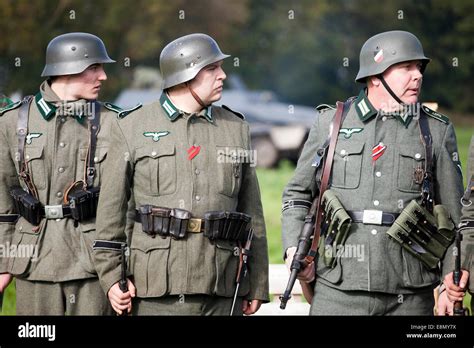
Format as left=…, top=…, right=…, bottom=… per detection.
left=160, top=33, right=230, bottom=89
left=355, top=30, right=430, bottom=83
left=41, top=32, right=115, bottom=77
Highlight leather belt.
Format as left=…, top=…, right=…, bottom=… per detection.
left=348, top=210, right=399, bottom=226
left=42, top=205, right=72, bottom=219
left=134, top=210, right=205, bottom=233
left=0, top=214, right=20, bottom=223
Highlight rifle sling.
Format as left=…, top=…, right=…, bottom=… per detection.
left=418, top=112, right=435, bottom=212
left=17, top=95, right=38, bottom=198
left=305, top=100, right=350, bottom=263
left=85, top=101, right=101, bottom=188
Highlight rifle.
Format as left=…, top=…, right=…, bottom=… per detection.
left=119, top=243, right=129, bottom=316
left=280, top=100, right=349, bottom=310
left=453, top=223, right=468, bottom=316
left=0, top=291, right=3, bottom=313
left=230, top=228, right=254, bottom=315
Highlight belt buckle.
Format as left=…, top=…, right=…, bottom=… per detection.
left=44, top=205, right=64, bottom=219
left=362, top=210, right=383, bottom=225
left=188, top=218, right=202, bottom=233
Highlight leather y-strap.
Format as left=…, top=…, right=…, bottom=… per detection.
left=17, top=95, right=39, bottom=198
left=85, top=101, right=101, bottom=188
left=305, top=100, right=351, bottom=263
left=418, top=112, right=435, bottom=213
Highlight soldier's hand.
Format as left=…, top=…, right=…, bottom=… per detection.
left=285, top=247, right=315, bottom=283
left=242, top=299, right=262, bottom=315
left=0, top=273, right=13, bottom=292
left=107, top=279, right=136, bottom=315
left=444, top=271, right=469, bottom=302
left=436, top=290, right=454, bottom=316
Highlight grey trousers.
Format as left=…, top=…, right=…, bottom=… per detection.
left=310, top=280, right=434, bottom=315
left=132, top=294, right=243, bottom=316
left=16, top=278, right=114, bottom=315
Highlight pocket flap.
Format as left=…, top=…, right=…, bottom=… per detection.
left=25, top=146, right=43, bottom=161
left=335, top=142, right=365, bottom=158
left=399, top=146, right=425, bottom=161
left=80, top=147, right=108, bottom=162
left=216, top=146, right=245, bottom=161
left=130, top=229, right=171, bottom=252
left=135, top=144, right=175, bottom=160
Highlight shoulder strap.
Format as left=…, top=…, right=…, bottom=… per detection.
left=418, top=112, right=435, bottom=212
left=17, top=95, right=38, bottom=198
left=85, top=101, right=101, bottom=188
left=305, top=99, right=351, bottom=262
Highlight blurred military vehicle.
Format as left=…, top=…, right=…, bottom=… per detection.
left=115, top=72, right=317, bottom=168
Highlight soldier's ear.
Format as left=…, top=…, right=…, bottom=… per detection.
left=367, top=76, right=381, bottom=87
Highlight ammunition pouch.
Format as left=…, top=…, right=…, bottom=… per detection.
left=386, top=200, right=455, bottom=270
left=203, top=210, right=251, bottom=242
left=68, top=186, right=100, bottom=222
left=318, top=190, right=352, bottom=268
left=136, top=205, right=191, bottom=239
left=10, top=187, right=42, bottom=226
left=135, top=205, right=251, bottom=242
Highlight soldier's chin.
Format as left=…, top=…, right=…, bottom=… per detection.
left=403, top=95, right=418, bottom=105
left=87, top=91, right=100, bottom=100
left=211, top=92, right=222, bottom=102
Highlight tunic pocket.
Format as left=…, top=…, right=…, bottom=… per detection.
left=25, top=146, right=46, bottom=190
left=129, top=227, right=171, bottom=297
left=396, top=145, right=425, bottom=193
left=213, top=240, right=250, bottom=297
left=134, top=145, right=176, bottom=196
left=216, top=146, right=244, bottom=198
left=330, top=142, right=364, bottom=189
left=8, top=217, right=41, bottom=276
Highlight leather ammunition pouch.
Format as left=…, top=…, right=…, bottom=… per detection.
left=68, top=186, right=100, bottom=222
left=318, top=190, right=352, bottom=268
left=203, top=210, right=251, bottom=242
left=135, top=205, right=251, bottom=242
left=10, top=187, right=42, bottom=226
left=386, top=200, right=455, bottom=270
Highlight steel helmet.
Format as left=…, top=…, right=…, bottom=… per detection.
left=41, top=32, right=115, bottom=77
left=356, top=30, right=430, bottom=83
left=160, top=33, right=230, bottom=89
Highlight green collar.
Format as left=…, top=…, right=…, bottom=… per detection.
left=355, top=90, right=413, bottom=127
left=35, top=93, right=86, bottom=124
left=35, top=92, right=57, bottom=120
left=159, top=93, right=213, bottom=123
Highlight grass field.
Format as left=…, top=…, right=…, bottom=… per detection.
left=1, top=126, right=472, bottom=315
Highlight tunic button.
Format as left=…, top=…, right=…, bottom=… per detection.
left=58, top=167, right=65, bottom=173
left=195, top=169, right=200, bottom=175
left=195, top=195, right=201, bottom=201
left=59, top=142, right=65, bottom=148
left=373, top=200, right=380, bottom=206
left=56, top=192, right=63, bottom=198
left=93, top=156, right=99, bottom=163
left=151, top=151, right=157, bottom=157
left=340, top=149, right=347, bottom=156
left=190, top=118, right=196, bottom=124
left=375, top=171, right=382, bottom=177
left=25, top=155, right=30, bottom=160
left=60, top=118, right=66, bottom=123
left=371, top=229, right=378, bottom=235
left=415, top=153, right=421, bottom=159
left=382, top=116, right=387, bottom=122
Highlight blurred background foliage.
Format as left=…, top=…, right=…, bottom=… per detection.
left=1, top=0, right=474, bottom=113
